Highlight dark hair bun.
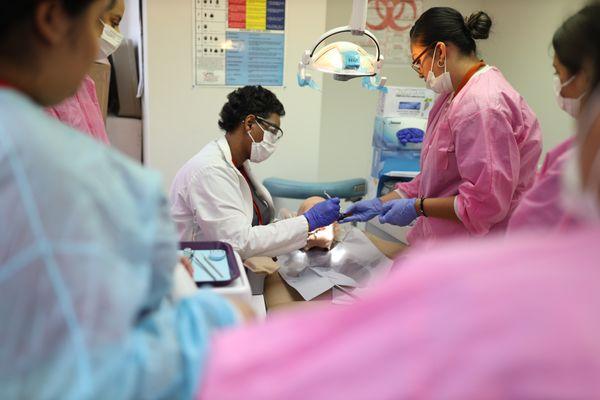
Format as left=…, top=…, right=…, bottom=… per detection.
left=466, top=11, right=492, bottom=40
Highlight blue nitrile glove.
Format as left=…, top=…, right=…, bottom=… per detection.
left=339, top=198, right=383, bottom=223
left=304, top=198, right=341, bottom=231
left=397, top=128, right=424, bottom=146
left=378, top=199, right=418, bottom=226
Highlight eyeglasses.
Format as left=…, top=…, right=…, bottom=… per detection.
left=256, top=116, right=284, bottom=141
left=411, top=44, right=434, bottom=75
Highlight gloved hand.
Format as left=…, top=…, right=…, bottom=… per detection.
left=378, top=199, right=418, bottom=226
left=304, top=198, right=341, bottom=231
left=339, top=198, right=383, bottom=223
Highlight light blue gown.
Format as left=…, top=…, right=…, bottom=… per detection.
left=0, top=88, right=237, bottom=399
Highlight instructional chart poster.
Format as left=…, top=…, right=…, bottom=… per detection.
left=194, top=0, right=286, bottom=86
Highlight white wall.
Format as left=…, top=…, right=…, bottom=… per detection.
left=121, top=0, right=142, bottom=46
left=144, top=0, right=327, bottom=190
left=479, top=0, right=587, bottom=152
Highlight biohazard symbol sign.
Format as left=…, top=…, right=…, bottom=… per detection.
left=366, top=0, right=418, bottom=32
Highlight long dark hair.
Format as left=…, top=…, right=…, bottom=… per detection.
left=553, top=2, right=600, bottom=89
left=410, top=7, right=492, bottom=55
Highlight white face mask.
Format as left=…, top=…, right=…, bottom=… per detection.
left=554, top=75, right=586, bottom=118
left=426, top=45, right=453, bottom=95
left=248, top=121, right=277, bottom=163
left=561, top=147, right=600, bottom=223
left=98, top=20, right=124, bottom=60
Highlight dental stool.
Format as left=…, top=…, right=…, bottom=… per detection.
left=263, top=177, right=367, bottom=202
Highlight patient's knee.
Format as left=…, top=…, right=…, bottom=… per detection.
left=297, top=196, right=326, bottom=215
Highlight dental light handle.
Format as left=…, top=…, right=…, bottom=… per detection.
left=350, top=0, right=368, bottom=34
left=308, top=26, right=381, bottom=62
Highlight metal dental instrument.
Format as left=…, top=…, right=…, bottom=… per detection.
left=334, top=285, right=360, bottom=300
left=193, top=253, right=217, bottom=280
left=324, top=190, right=350, bottom=221
left=202, top=254, right=224, bottom=278
left=337, top=212, right=351, bottom=221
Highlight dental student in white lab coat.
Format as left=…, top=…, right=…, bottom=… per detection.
left=169, top=86, right=340, bottom=260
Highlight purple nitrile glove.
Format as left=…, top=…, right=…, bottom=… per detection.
left=304, top=198, right=341, bottom=231
left=397, top=128, right=424, bottom=147
left=339, top=198, right=383, bottom=223
left=378, top=199, right=418, bottom=226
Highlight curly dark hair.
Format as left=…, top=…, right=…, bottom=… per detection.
left=218, top=86, right=285, bottom=132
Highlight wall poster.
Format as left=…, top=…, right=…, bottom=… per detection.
left=193, top=0, right=286, bottom=86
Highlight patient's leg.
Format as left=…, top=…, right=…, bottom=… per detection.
left=297, top=196, right=327, bottom=215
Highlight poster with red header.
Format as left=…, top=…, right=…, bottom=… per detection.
left=194, top=0, right=286, bottom=86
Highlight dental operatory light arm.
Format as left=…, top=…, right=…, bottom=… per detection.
left=349, top=0, right=368, bottom=34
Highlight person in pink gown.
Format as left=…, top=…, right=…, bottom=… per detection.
left=46, top=0, right=124, bottom=144
left=508, top=8, right=596, bottom=233
left=341, top=7, right=542, bottom=247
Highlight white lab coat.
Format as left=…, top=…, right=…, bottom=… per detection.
left=170, top=136, right=309, bottom=260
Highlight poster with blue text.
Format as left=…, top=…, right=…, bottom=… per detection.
left=194, top=0, right=286, bottom=86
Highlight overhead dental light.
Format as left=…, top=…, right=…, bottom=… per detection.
left=298, top=0, right=387, bottom=91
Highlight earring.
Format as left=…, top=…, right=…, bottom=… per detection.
left=437, top=58, right=445, bottom=68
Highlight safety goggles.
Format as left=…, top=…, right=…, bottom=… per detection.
left=256, top=116, right=284, bottom=141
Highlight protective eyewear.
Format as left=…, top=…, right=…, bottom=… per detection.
left=256, top=116, right=284, bottom=141
left=411, top=44, right=434, bottom=74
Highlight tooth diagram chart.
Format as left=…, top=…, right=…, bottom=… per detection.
left=194, top=0, right=286, bottom=86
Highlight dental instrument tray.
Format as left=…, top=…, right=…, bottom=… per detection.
left=179, top=241, right=240, bottom=287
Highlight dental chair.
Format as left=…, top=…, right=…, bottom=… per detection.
left=263, top=177, right=367, bottom=202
